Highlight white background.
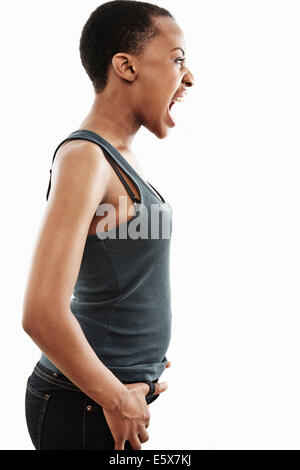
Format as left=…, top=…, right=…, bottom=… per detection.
left=0, top=0, right=300, bottom=450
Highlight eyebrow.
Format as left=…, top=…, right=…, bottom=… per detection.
left=170, top=47, right=185, bottom=56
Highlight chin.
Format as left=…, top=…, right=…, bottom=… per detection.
left=150, top=122, right=172, bottom=140
left=142, top=115, right=172, bottom=139
left=158, top=123, right=173, bottom=139
left=156, top=129, right=170, bottom=139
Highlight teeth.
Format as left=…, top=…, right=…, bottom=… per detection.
left=169, top=96, right=184, bottom=110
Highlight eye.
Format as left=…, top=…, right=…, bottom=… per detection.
left=175, top=58, right=185, bottom=67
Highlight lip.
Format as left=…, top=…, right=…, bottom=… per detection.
left=166, top=89, right=188, bottom=127
left=167, top=105, right=176, bottom=127
left=170, top=89, right=188, bottom=104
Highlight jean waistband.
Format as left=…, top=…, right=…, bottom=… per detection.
left=34, top=361, right=81, bottom=390
left=34, top=360, right=159, bottom=405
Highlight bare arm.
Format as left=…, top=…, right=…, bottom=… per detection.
left=22, top=140, right=127, bottom=410
left=22, top=140, right=171, bottom=449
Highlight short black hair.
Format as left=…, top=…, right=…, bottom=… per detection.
left=79, top=0, right=175, bottom=94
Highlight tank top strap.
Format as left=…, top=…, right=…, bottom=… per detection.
left=100, top=147, right=140, bottom=203
left=46, top=129, right=140, bottom=204
left=146, top=181, right=165, bottom=204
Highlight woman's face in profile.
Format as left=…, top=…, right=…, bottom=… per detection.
left=134, top=16, right=194, bottom=138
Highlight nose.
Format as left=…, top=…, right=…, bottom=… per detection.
left=182, top=66, right=195, bottom=88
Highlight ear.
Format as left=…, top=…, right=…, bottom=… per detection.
left=111, top=53, right=137, bottom=83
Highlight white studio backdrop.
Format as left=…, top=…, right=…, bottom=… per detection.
left=0, top=0, right=300, bottom=450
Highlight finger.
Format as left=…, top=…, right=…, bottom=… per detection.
left=138, top=428, right=150, bottom=443
left=114, top=438, right=125, bottom=450
left=166, top=361, right=171, bottom=368
left=144, top=411, right=150, bottom=428
left=129, top=435, right=142, bottom=450
left=154, top=381, right=168, bottom=395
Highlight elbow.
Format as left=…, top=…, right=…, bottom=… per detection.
left=22, top=301, right=68, bottom=337
left=22, top=310, right=51, bottom=340
left=22, top=302, right=48, bottom=337
left=22, top=295, right=41, bottom=335
left=22, top=310, right=38, bottom=336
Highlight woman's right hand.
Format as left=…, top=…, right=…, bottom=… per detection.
left=102, top=381, right=168, bottom=450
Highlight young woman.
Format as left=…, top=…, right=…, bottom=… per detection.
left=22, top=0, right=194, bottom=450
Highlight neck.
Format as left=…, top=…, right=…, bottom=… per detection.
left=78, top=88, right=142, bottom=151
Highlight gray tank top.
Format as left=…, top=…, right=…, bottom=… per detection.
left=39, top=129, right=173, bottom=386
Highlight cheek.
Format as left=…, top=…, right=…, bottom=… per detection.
left=140, top=58, right=178, bottom=92
left=135, top=63, right=179, bottom=120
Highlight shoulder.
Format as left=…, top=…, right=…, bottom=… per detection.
left=53, top=138, right=110, bottom=175
left=48, top=138, right=111, bottom=205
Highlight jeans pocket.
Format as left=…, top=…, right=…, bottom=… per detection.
left=83, top=398, right=133, bottom=450
left=25, top=380, right=51, bottom=450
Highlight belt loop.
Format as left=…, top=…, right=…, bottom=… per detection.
left=143, top=380, right=156, bottom=396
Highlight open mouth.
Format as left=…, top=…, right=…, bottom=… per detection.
left=167, top=96, right=185, bottom=127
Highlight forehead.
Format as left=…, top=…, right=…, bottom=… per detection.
left=147, top=16, right=186, bottom=53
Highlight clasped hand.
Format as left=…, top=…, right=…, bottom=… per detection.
left=102, top=361, right=171, bottom=450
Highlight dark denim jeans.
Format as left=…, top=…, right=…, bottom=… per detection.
left=25, top=361, right=159, bottom=450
